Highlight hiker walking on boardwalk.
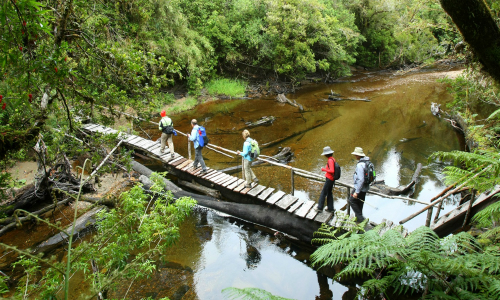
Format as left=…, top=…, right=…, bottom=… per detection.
left=348, top=147, right=371, bottom=223
left=159, top=110, right=175, bottom=158
left=188, top=119, right=208, bottom=175
left=315, top=146, right=337, bottom=212
left=237, top=129, right=259, bottom=188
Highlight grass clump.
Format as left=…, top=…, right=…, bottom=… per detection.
left=205, top=79, right=247, bottom=98
left=167, top=97, right=199, bottom=115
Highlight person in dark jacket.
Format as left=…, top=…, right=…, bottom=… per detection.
left=315, top=146, right=336, bottom=212
left=348, top=147, right=371, bottom=222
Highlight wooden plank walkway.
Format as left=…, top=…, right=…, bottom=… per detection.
left=81, top=123, right=405, bottom=233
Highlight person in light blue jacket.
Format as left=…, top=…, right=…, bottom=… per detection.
left=237, top=129, right=259, bottom=188
left=188, top=119, right=207, bottom=175
left=348, top=147, right=371, bottom=223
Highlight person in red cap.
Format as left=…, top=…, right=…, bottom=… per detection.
left=158, top=110, right=175, bottom=158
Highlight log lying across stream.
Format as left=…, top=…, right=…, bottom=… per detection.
left=277, top=94, right=304, bottom=112
left=132, top=161, right=320, bottom=243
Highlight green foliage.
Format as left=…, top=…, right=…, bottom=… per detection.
left=221, top=287, right=295, bottom=300
left=205, top=79, right=247, bottom=97
left=311, top=224, right=500, bottom=299
left=0, top=172, right=196, bottom=299
left=430, top=150, right=500, bottom=193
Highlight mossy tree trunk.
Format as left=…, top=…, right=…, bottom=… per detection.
left=440, top=0, right=500, bottom=83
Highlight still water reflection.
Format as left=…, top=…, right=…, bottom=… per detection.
left=135, top=67, right=464, bottom=299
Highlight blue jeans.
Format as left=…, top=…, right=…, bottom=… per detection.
left=318, top=178, right=334, bottom=210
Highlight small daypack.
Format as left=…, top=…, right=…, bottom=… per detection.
left=333, top=160, right=341, bottom=180
left=160, top=118, right=174, bottom=134
left=249, top=138, right=260, bottom=159
left=197, top=126, right=209, bottom=147
left=363, top=160, right=376, bottom=184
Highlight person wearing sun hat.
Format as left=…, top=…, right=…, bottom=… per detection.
left=315, top=146, right=337, bottom=212
left=349, top=147, right=370, bottom=223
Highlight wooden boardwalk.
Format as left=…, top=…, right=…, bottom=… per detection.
left=81, top=123, right=406, bottom=236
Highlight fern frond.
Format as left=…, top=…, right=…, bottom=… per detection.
left=473, top=198, right=500, bottom=227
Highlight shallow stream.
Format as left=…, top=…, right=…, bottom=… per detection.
left=125, top=66, right=465, bottom=299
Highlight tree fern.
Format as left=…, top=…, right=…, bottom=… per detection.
left=430, top=150, right=500, bottom=193
left=221, top=287, right=295, bottom=300
left=311, top=224, right=500, bottom=299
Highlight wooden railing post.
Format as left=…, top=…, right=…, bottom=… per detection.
left=188, top=136, right=191, bottom=161
left=346, top=187, right=351, bottom=216
left=425, top=207, right=433, bottom=227
left=291, top=169, right=294, bottom=196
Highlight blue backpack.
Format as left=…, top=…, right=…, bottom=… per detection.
left=197, top=126, right=209, bottom=147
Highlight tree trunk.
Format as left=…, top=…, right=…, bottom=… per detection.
left=440, top=0, right=500, bottom=83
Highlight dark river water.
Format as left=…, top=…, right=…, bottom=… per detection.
left=118, top=67, right=464, bottom=299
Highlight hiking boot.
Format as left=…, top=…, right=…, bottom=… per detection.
left=171, top=153, right=175, bottom=158
left=314, top=205, right=322, bottom=211
left=160, top=149, right=165, bottom=154
left=324, top=208, right=335, bottom=213
left=253, top=178, right=259, bottom=184
left=245, top=184, right=252, bottom=189
left=199, top=169, right=208, bottom=175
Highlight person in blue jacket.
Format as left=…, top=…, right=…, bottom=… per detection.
left=188, top=119, right=208, bottom=175
left=237, top=129, right=259, bottom=188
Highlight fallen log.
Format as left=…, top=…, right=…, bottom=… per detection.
left=218, top=147, right=293, bottom=174
left=276, top=94, right=304, bottom=112
left=244, top=116, right=276, bottom=128
left=177, top=180, right=221, bottom=199
left=325, top=96, right=371, bottom=102
left=34, top=206, right=106, bottom=254
left=133, top=161, right=320, bottom=243
left=371, top=163, right=422, bottom=196
left=260, top=119, right=334, bottom=148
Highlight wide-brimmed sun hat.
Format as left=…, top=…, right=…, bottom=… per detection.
left=321, top=146, right=334, bottom=156
left=351, top=147, right=366, bottom=157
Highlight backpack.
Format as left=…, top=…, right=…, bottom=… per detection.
left=333, top=160, right=341, bottom=180
left=363, top=160, right=376, bottom=184
left=249, top=138, right=260, bottom=159
left=197, top=126, right=209, bottom=147
left=160, top=118, right=174, bottom=134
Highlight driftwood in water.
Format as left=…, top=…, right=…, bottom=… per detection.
left=34, top=206, right=106, bottom=254
left=177, top=180, right=221, bottom=199
left=276, top=94, right=304, bottom=112
left=244, top=116, right=276, bottom=128
left=371, top=163, right=422, bottom=196
left=218, top=147, right=293, bottom=174
left=133, top=161, right=320, bottom=243
left=261, top=119, right=334, bottom=148
left=324, top=96, right=371, bottom=102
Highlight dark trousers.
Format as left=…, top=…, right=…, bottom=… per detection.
left=193, top=146, right=207, bottom=171
left=348, top=191, right=366, bottom=222
left=318, top=178, right=334, bottom=210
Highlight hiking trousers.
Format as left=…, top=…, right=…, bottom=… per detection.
left=348, top=191, right=366, bottom=222
left=318, top=178, right=334, bottom=211
left=193, top=146, right=207, bottom=171
left=242, top=159, right=256, bottom=186
left=160, top=133, right=174, bottom=153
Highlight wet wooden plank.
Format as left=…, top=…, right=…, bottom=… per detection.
left=241, top=182, right=257, bottom=195
left=200, top=169, right=217, bottom=179
left=210, top=173, right=229, bottom=183
left=167, top=156, right=183, bottom=165
left=139, top=140, right=156, bottom=150
left=150, top=148, right=163, bottom=157
left=218, top=175, right=237, bottom=186
left=233, top=181, right=248, bottom=193
left=181, top=161, right=194, bottom=171
left=275, top=195, right=299, bottom=210
left=305, top=208, right=318, bottom=220
left=130, top=138, right=148, bottom=147
left=266, top=191, right=286, bottom=205
left=221, top=176, right=238, bottom=187
left=124, top=135, right=141, bottom=144
left=247, top=185, right=267, bottom=197
left=82, top=123, right=97, bottom=130
left=294, top=200, right=315, bottom=218
left=227, top=179, right=245, bottom=190
left=176, top=160, right=192, bottom=170
left=190, top=167, right=203, bottom=175
left=212, top=174, right=230, bottom=185
left=204, top=171, right=222, bottom=180
left=314, top=211, right=334, bottom=223
left=170, top=158, right=186, bottom=167
left=257, top=188, right=275, bottom=201
left=147, top=143, right=161, bottom=152
left=288, top=200, right=304, bottom=213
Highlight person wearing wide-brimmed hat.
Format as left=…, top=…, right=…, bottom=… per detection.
left=349, top=147, right=370, bottom=222
left=315, top=146, right=337, bottom=212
